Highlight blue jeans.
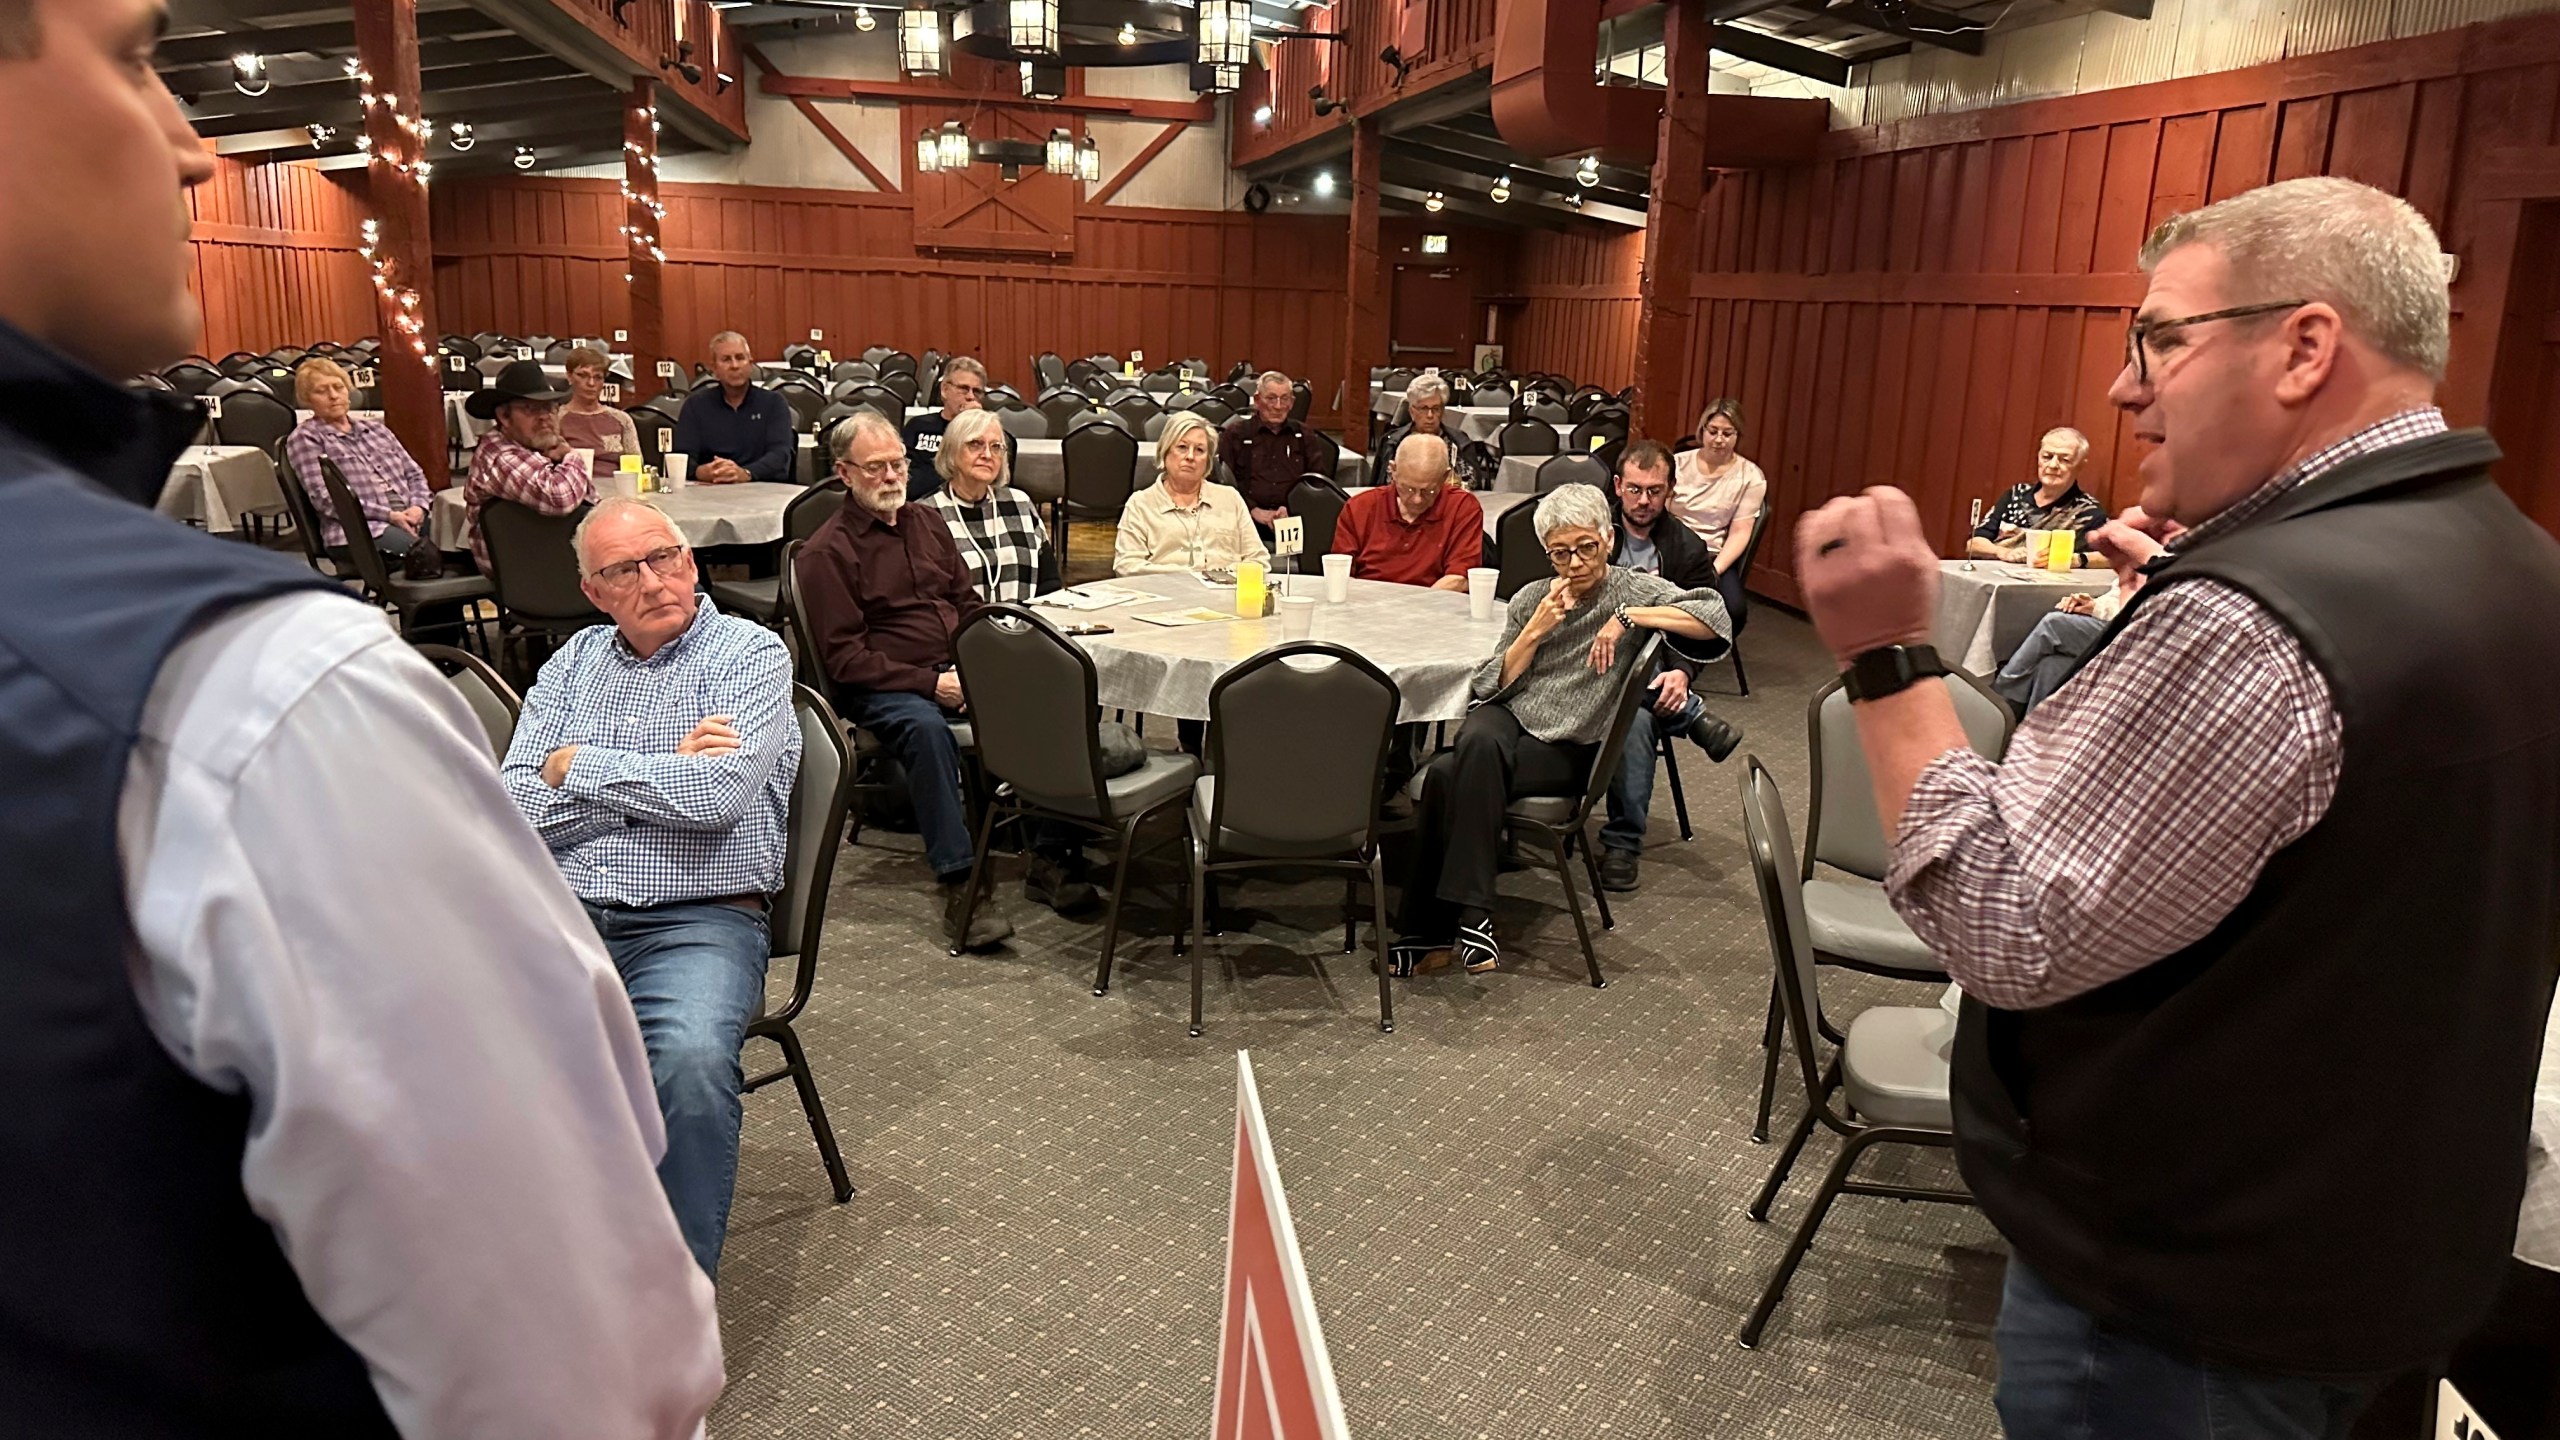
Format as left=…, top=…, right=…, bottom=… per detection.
left=584, top=900, right=771, bottom=1279
left=1600, top=681, right=1704, bottom=853
left=838, top=686, right=973, bottom=879
left=1995, top=1258, right=2376, bottom=1440
left=1995, top=609, right=2108, bottom=716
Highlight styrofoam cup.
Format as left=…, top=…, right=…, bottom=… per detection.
left=1467, top=566, right=1500, bottom=622
left=664, top=453, right=689, bottom=490
left=1321, top=551, right=1352, bottom=603
left=1278, top=594, right=1316, bottom=640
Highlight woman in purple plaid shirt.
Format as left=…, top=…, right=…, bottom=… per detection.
left=284, top=356, right=433, bottom=567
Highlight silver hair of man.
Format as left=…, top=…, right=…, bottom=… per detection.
left=1404, top=373, right=1449, bottom=407
left=707, top=329, right=749, bottom=354
left=1533, top=482, right=1614, bottom=543
left=936, top=406, right=1012, bottom=486
left=572, top=497, right=686, bottom=579
left=1255, top=370, right=1292, bottom=394
left=2140, top=176, right=2450, bottom=381
left=942, top=354, right=989, bottom=386
left=2043, top=426, right=2091, bottom=462
left=1155, top=410, right=1217, bottom=469
left=828, top=406, right=904, bottom=464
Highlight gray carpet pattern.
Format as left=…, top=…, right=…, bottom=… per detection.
left=710, top=611, right=2008, bottom=1438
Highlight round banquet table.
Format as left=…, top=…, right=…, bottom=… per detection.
left=1041, top=571, right=1505, bottom=723
left=159, top=445, right=283, bottom=534
left=1931, top=558, right=2115, bottom=673
left=428, top=480, right=802, bottom=553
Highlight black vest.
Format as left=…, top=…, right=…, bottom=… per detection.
left=0, top=322, right=396, bottom=1435
left=1954, top=429, right=2560, bottom=1379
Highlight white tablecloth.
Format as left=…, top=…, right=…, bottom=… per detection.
left=159, top=445, right=282, bottom=534
left=1052, top=571, right=1504, bottom=723
left=1932, top=559, right=2115, bottom=673
left=428, top=480, right=801, bottom=554
left=1341, top=486, right=1523, bottom=538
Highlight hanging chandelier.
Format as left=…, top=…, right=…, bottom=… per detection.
left=940, top=0, right=1258, bottom=95
left=1008, top=0, right=1057, bottom=53
left=1044, top=127, right=1076, bottom=176
left=899, top=3, right=947, bottom=76
left=1077, top=133, right=1100, bottom=182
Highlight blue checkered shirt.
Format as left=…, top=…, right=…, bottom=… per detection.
left=501, top=598, right=801, bottom=908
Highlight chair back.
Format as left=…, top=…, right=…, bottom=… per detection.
left=784, top=479, right=847, bottom=544
left=1566, top=386, right=1615, bottom=423
left=313, top=458, right=395, bottom=599
left=1033, top=352, right=1069, bottom=391
left=1288, top=379, right=1311, bottom=425
left=1526, top=399, right=1570, bottom=426
left=830, top=359, right=876, bottom=384
left=1066, top=357, right=1102, bottom=385
left=1060, top=417, right=1139, bottom=520
left=1727, top=497, right=1772, bottom=627
left=951, top=605, right=1114, bottom=811
left=773, top=380, right=828, bottom=433
left=1203, top=644, right=1400, bottom=856
left=1739, top=755, right=1837, bottom=1102
left=1037, top=391, right=1091, bottom=436
left=767, top=684, right=853, bottom=1023
left=778, top=539, right=817, bottom=687
left=1498, top=419, right=1559, bottom=457
left=1301, top=427, right=1340, bottom=484
left=1535, top=452, right=1608, bottom=494
left=1492, top=498, right=1548, bottom=600
left=1141, top=369, right=1180, bottom=396
left=1564, top=633, right=1666, bottom=825
left=480, top=500, right=602, bottom=625
left=1192, top=398, right=1234, bottom=428
left=878, top=350, right=918, bottom=377
left=1284, top=477, right=1349, bottom=560
left=1065, top=408, right=1132, bottom=439
left=414, top=643, right=522, bottom=759
left=993, top=405, right=1046, bottom=442
left=1109, top=390, right=1162, bottom=430
left=1471, top=383, right=1514, bottom=409
left=1208, top=383, right=1249, bottom=413
left=841, top=384, right=901, bottom=424
left=877, top=371, right=920, bottom=408
left=213, top=390, right=297, bottom=459
left=1453, top=439, right=1498, bottom=490
left=1806, top=670, right=2013, bottom=880
left=270, top=451, right=334, bottom=570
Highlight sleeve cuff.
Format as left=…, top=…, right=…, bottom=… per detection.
left=558, top=745, right=621, bottom=800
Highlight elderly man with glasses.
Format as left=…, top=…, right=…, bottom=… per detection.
left=1329, top=432, right=1480, bottom=590
left=1218, top=369, right=1313, bottom=530
left=903, top=354, right=997, bottom=500
left=501, top=498, right=802, bottom=1283
left=1374, top=373, right=1452, bottom=476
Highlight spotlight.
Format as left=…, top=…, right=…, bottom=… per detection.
left=715, top=71, right=734, bottom=93
left=1490, top=173, right=1511, bottom=203
left=1424, top=191, right=1444, bottom=213
left=1310, top=85, right=1341, bottom=117
left=1118, top=21, right=1137, bottom=45
left=1252, top=104, right=1272, bottom=125
left=447, top=121, right=475, bottom=152
left=854, top=5, right=877, bottom=30
left=231, top=53, right=270, bottom=98
left=513, top=146, right=537, bottom=171
left=305, top=123, right=336, bottom=147
left=1575, top=154, right=1600, bottom=188
left=1313, top=171, right=1334, bottom=197
left=1565, top=190, right=1585, bottom=209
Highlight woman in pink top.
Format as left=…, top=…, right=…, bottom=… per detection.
left=1668, top=398, right=1766, bottom=627
left=553, top=346, right=641, bottom=479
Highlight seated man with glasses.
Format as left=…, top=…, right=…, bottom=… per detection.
left=796, top=412, right=1095, bottom=948
left=902, top=354, right=993, bottom=501
left=500, top=498, right=801, bottom=1282
left=1966, top=427, right=2107, bottom=565
left=1393, top=483, right=1728, bottom=977
left=1329, top=432, right=1481, bottom=590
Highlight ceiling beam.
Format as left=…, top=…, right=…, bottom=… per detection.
left=1706, top=23, right=1850, bottom=86
left=1834, top=0, right=1986, bottom=55
left=163, top=33, right=545, bottom=96
left=158, top=6, right=494, bottom=67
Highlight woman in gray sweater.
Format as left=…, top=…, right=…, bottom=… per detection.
left=1395, top=484, right=1731, bottom=975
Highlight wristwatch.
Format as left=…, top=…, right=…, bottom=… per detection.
left=1841, top=643, right=1948, bottom=703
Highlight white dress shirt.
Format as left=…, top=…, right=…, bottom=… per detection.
left=116, top=590, right=723, bottom=1437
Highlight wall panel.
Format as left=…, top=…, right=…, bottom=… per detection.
left=1504, top=226, right=1644, bottom=391
left=186, top=157, right=375, bottom=358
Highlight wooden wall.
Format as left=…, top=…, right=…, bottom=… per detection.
left=1505, top=225, right=1645, bottom=391
left=1662, top=12, right=2560, bottom=604
left=186, top=157, right=376, bottom=359
left=430, top=177, right=1353, bottom=411
left=1235, top=0, right=1501, bottom=167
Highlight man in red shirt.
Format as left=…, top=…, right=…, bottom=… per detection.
left=1330, top=434, right=1482, bottom=589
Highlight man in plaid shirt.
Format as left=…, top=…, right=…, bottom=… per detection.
left=925, top=406, right=1056, bottom=604
left=463, top=359, right=593, bottom=573
left=1796, top=178, right=2560, bottom=1437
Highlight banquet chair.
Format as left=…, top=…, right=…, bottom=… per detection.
left=1032, top=352, right=1069, bottom=392
left=830, top=360, right=876, bottom=385
left=1289, top=379, right=1312, bottom=426
left=877, top=370, right=920, bottom=409
left=1056, top=414, right=1139, bottom=563
left=1497, top=419, right=1560, bottom=457
left=1208, top=383, right=1249, bottom=413
left=950, top=605, right=1199, bottom=992
left=1735, top=756, right=1973, bottom=1349
left=1470, top=383, right=1514, bottom=410
left=211, top=389, right=296, bottom=466
left=1703, top=497, right=1772, bottom=694
left=1064, top=409, right=1132, bottom=439
left=1283, top=477, right=1348, bottom=568
left=1191, top=398, right=1234, bottom=428
left=1526, top=399, right=1571, bottom=427
left=708, top=481, right=846, bottom=623
left=1534, top=452, right=1609, bottom=494
left=271, top=451, right=345, bottom=576
left=878, top=350, right=918, bottom=377
left=1186, top=644, right=1400, bottom=1036
left=1037, top=391, right=1092, bottom=437
left=312, top=458, right=494, bottom=652
left=479, top=499, right=602, bottom=684
left=776, top=541, right=973, bottom=846
left=839, top=384, right=902, bottom=424
left=1749, top=671, right=2012, bottom=1141
left=1110, top=390, right=1162, bottom=431
left=163, top=361, right=222, bottom=398
left=1301, top=428, right=1341, bottom=486
left=413, top=643, right=520, bottom=759
left=1066, top=358, right=1103, bottom=386
left=633, top=397, right=686, bottom=469
left=996, top=405, right=1048, bottom=443
left=1499, top=633, right=1664, bottom=987
left=745, top=683, right=858, bottom=1205
left=773, top=379, right=828, bottom=434
left=1491, top=500, right=1547, bottom=600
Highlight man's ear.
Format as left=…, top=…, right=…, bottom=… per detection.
left=2272, top=303, right=2344, bottom=407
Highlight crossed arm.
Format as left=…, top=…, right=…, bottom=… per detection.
left=501, top=642, right=794, bottom=841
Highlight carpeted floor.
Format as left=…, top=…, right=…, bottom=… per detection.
left=708, top=608, right=2009, bottom=1438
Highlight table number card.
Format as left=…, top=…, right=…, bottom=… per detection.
left=204, top=395, right=222, bottom=419
left=2437, top=1380, right=2500, bottom=1440
left=602, top=383, right=621, bottom=403
left=352, top=368, right=376, bottom=388
left=1272, top=515, right=1304, bottom=561
left=657, top=359, right=679, bottom=379
left=516, top=346, right=534, bottom=361
left=447, top=354, right=466, bottom=372
left=657, top=428, right=675, bottom=455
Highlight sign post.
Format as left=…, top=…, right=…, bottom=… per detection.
left=1212, top=1052, right=1352, bottom=1440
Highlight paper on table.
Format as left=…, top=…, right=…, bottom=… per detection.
left=1131, top=607, right=1240, bottom=627
left=1032, top=583, right=1152, bottom=612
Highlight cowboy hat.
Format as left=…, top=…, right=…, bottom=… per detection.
left=463, top=358, right=570, bottom=420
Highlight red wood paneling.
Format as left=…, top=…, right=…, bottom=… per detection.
left=1505, top=225, right=1644, bottom=390
left=186, top=157, right=376, bottom=358
left=1235, top=0, right=1501, bottom=168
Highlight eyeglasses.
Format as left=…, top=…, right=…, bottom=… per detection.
left=946, top=381, right=986, bottom=397
left=2123, top=299, right=2306, bottom=385
left=1544, top=538, right=1606, bottom=566
left=590, top=543, right=688, bottom=587
left=841, top=456, right=910, bottom=480
left=1618, top=481, right=1669, bottom=501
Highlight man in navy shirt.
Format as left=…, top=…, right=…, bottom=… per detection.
left=673, top=330, right=794, bottom=484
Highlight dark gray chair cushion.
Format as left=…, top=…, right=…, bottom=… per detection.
left=1023, top=751, right=1195, bottom=820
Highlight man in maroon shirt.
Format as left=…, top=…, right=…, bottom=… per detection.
left=1329, top=434, right=1483, bottom=590
left=793, top=412, right=1094, bottom=946
left=1217, top=370, right=1312, bottom=532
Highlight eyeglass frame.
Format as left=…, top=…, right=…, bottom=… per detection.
left=1544, top=536, right=1608, bottom=566
left=588, top=542, right=691, bottom=588
left=2123, top=299, right=2307, bottom=386
left=835, top=454, right=911, bottom=482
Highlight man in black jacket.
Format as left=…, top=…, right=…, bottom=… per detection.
left=1597, top=440, right=1742, bottom=890
left=1795, top=177, right=2560, bottom=1439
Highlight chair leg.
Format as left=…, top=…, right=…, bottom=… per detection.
left=1369, top=854, right=1394, bottom=1033
left=1092, top=819, right=1139, bottom=996
left=768, top=1021, right=853, bottom=1203
left=1188, top=852, right=1209, bottom=1036
left=1747, top=1100, right=1820, bottom=1221
left=1578, top=827, right=1615, bottom=931
left=1753, top=978, right=1784, bottom=1143
left=1659, top=730, right=1694, bottom=842
left=1730, top=640, right=1750, bottom=697
left=1739, top=1130, right=1882, bottom=1349
left=948, top=800, right=1002, bottom=958
left=1342, top=875, right=1359, bottom=954
left=1549, top=834, right=1607, bottom=989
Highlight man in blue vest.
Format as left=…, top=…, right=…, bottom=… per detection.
left=0, top=2, right=723, bottom=1432
left=1795, top=176, right=2560, bottom=1438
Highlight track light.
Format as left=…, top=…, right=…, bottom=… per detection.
left=1424, top=191, right=1444, bottom=213
left=715, top=71, right=734, bottom=93
left=1575, top=154, right=1600, bottom=188
left=447, top=121, right=475, bottom=152
left=1565, top=190, right=1585, bottom=210
left=1118, top=21, right=1137, bottom=45
left=513, top=146, right=537, bottom=171
left=231, top=53, right=269, bottom=98
left=1490, top=173, right=1511, bottom=203
left=1310, top=85, right=1341, bottom=117
left=1313, top=170, right=1334, bottom=197
left=854, top=5, right=877, bottom=30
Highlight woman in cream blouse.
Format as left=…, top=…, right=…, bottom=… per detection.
left=1668, top=397, right=1766, bottom=626
left=1112, top=410, right=1272, bottom=576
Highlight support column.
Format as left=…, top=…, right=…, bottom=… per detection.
left=623, top=80, right=668, bottom=400
left=352, top=0, right=448, bottom=473
left=1341, top=117, right=1387, bottom=456
left=1633, top=0, right=1709, bottom=443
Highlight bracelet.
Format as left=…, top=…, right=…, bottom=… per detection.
left=1614, top=603, right=1635, bottom=632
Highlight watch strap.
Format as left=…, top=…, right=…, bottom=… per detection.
left=1842, top=644, right=1949, bottom=703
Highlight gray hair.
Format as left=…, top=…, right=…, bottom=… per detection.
left=572, top=497, right=685, bottom=579
left=943, top=354, right=989, bottom=387
left=1391, top=431, right=1450, bottom=481
left=1255, top=370, right=1292, bottom=394
left=2139, top=176, right=2450, bottom=381
left=1533, top=483, right=1613, bottom=543
left=2041, top=426, right=2091, bottom=462
left=1155, top=411, right=1217, bottom=474
left=707, top=330, right=749, bottom=356
left=1404, top=374, right=1449, bottom=407
left=828, top=406, right=903, bottom=464
left=936, top=407, right=1011, bottom=486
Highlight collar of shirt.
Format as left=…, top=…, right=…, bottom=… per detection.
left=610, top=596, right=723, bottom=665
left=840, top=498, right=916, bottom=535
left=0, top=319, right=203, bottom=507
left=1150, top=480, right=1220, bottom=514
left=2171, top=406, right=2449, bottom=554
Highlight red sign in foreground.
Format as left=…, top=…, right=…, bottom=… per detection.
left=1212, top=1052, right=1353, bottom=1440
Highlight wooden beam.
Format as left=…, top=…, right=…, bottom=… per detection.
left=760, top=72, right=1213, bottom=123
left=1089, top=121, right=1189, bottom=207
left=625, top=79, right=668, bottom=400
left=1705, top=23, right=1849, bottom=87
left=1342, top=117, right=1387, bottom=455
left=1635, top=0, right=1709, bottom=443
left=1839, top=0, right=1986, bottom=56
left=353, top=0, right=449, bottom=475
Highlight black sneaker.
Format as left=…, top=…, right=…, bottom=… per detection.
left=1455, top=919, right=1499, bottom=974
left=1685, top=711, right=1744, bottom=763
left=1024, top=853, right=1099, bottom=914
left=1598, top=848, right=1641, bottom=893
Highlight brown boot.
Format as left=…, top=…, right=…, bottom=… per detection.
left=941, top=873, right=1014, bottom=951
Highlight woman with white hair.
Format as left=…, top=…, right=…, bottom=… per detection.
left=1393, top=483, right=1729, bottom=977
left=926, top=406, right=1054, bottom=604
left=1112, top=410, right=1270, bottom=577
